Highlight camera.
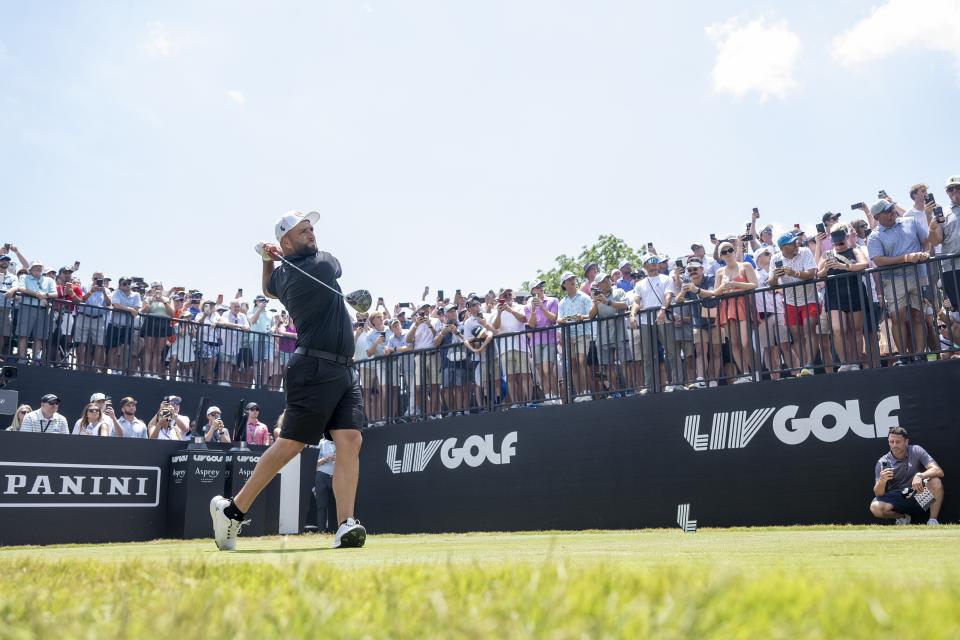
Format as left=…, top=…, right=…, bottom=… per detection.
left=774, top=259, right=784, bottom=269
left=160, top=410, right=172, bottom=419
left=94, top=278, right=103, bottom=286
left=417, top=311, right=427, bottom=319
left=590, top=285, right=601, bottom=296
left=935, top=206, right=945, bottom=223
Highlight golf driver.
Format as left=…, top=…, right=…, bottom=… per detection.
left=255, top=243, right=372, bottom=313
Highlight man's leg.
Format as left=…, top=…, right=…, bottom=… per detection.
left=870, top=499, right=900, bottom=519
left=233, top=437, right=306, bottom=512
left=928, top=478, right=944, bottom=520
left=330, top=428, right=362, bottom=525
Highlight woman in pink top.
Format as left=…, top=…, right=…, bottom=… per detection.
left=525, top=281, right=561, bottom=403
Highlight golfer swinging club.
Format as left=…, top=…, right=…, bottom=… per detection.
left=210, top=210, right=367, bottom=550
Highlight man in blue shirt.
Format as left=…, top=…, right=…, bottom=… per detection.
left=76, top=271, right=113, bottom=372
left=10, top=260, right=56, bottom=363
left=558, top=271, right=594, bottom=401
left=867, top=199, right=929, bottom=362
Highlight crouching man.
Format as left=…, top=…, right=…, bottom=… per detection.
left=870, top=426, right=944, bottom=525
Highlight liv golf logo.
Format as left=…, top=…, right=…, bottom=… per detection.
left=684, top=396, right=900, bottom=451
left=387, top=431, right=518, bottom=474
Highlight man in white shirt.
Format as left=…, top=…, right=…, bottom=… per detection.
left=558, top=272, right=594, bottom=401
left=107, top=278, right=142, bottom=373
left=405, top=303, right=443, bottom=418
left=492, top=288, right=531, bottom=407
left=19, top=394, right=69, bottom=434
left=769, top=233, right=819, bottom=376
left=218, top=299, right=250, bottom=387
left=194, top=301, right=222, bottom=385
left=11, top=260, right=56, bottom=363
left=589, top=272, right=629, bottom=396
left=630, top=255, right=681, bottom=392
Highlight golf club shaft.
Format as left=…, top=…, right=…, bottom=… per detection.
left=275, top=254, right=345, bottom=301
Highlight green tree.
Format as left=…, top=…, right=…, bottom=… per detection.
left=520, top=234, right=647, bottom=296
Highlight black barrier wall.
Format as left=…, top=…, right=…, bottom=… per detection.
left=0, top=435, right=317, bottom=546
left=356, top=360, right=960, bottom=533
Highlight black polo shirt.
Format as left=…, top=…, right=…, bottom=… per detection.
left=267, top=251, right=354, bottom=359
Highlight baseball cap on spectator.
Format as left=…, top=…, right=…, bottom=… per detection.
left=777, top=233, right=799, bottom=247
left=41, top=393, right=59, bottom=404
left=690, top=242, right=704, bottom=251
left=658, top=254, right=670, bottom=263
left=617, top=259, right=631, bottom=270
left=58, top=266, right=73, bottom=274
left=686, top=258, right=704, bottom=268
left=190, top=291, right=203, bottom=300
left=582, top=262, right=598, bottom=276
left=759, top=224, right=773, bottom=234
left=119, top=396, right=137, bottom=409
left=466, top=297, right=480, bottom=307
left=388, top=318, right=401, bottom=327
left=530, top=277, right=546, bottom=289
left=163, top=395, right=182, bottom=405
left=593, top=272, right=612, bottom=285
left=29, top=260, right=43, bottom=269
left=560, top=271, right=576, bottom=284
left=172, top=292, right=185, bottom=301
left=870, top=200, right=895, bottom=217
left=945, top=176, right=960, bottom=188
left=500, top=287, right=513, bottom=295
left=244, top=402, right=259, bottom=412
left=822, top=212, right=841, bottom=224
left=0, top=255, right=11, bottom=262
left=754, top=246, right=773, bottom=259
left=90, top=392, right=108, bottom=402
left=444, top=304, right=457, bottom=313
left=45, top=269, right=56, bottom=277
left=150, top=281, right=162, bottom=288
left=207, top=406, right=221, bottom=416
left=275, top=210, right=321, bottom=242
left=642, top=254, right=658, bottom=266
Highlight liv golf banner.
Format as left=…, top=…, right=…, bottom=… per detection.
left=357, top=360, right=960, bottom=533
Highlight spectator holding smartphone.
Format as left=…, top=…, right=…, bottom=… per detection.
left=714, top=241, right=759, bottom=384
left=272, top=310, right=296, bottom=388
left=406, top=303, right=443, bottom=418
left=76, top=271, right=112, bottom=373
left=630, top=255, right=680, bottom=393
left=217, top=299, right=250, bottom=387
left=870, top=426, right=943, bottom=525
left=492, top=288, right=532, bottom=407
left=139, top=282, right=173, bottom=379
left=0, top=255, right=15, bottom=355
left=72, top=402, right=108, bottom=436
left=361, top=311, right=387, bottom=424
left=817, top=224, right=870, bottom=371
left=107, top=277, right=141, bottom=373
left=867, top=199, right=929, bottom=363
left=201, top=406, right=231, bottom=444
left=769, top=233, right=819, bottom=376
left=929, top=176, right=960, bottom=311
left=194, top=300, right=222, bottom=384
left=525, top=278, right=560, bottom=404
left=247, top=296, right=273, bottom=387
left=589, top=272, right=629, bottom=396
left=383, top=317, right=411, bottom=420
left=558, top=272, right=594, bottom=401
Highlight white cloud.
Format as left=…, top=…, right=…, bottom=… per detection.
left=226, top=90, right=246, bottom=105
left=832, top=0, right=960, bottom=70
left=705, top=17, right=802, bottom=101
left=142, top=22, right=176, bottom=57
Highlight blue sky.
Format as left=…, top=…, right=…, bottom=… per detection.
left=2, top=0, right=959, bottom=309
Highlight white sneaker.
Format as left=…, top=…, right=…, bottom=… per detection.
left=733, top=376, right=752, bottom=384
left=332, top=517, right=367, bottom=549
left=664, top=385, right=676, bottom=392
left=927, top=518, right=940, bottom=526
left=895, top=515, right=911, bottom=526
left=836, top=364, right=850, bottom=372
left=707, top=380, right=718, bottom=388
left=210, top=496, right=247, bottom=551
left=848, top=364, right=861, bottom=371
left=687, top=377, right=706, bottom=390
left=218, top=381, right=231, bottom=387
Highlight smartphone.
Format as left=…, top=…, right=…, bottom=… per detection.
left=816, top=223, right=825, bottom=234
left=438, top=289, right=444, bottom=301
left=752, top=207, right=759, bottom=216
left=742, top=234, right=754, bottom=241
left=399, top=302, right=411, bottom=309
left=935, top=206, right=945, bottom=223
left=745, top=223, right=752, bottom=231
left=925, top=193, right=936, bottom=205
left=709, top=233, right=716, bottom=242
left=675, top=259, right=683, bottom=268
left=647, top=242, right=654, bottom=251
left=455, top=289, right=461, bottom=297
left=237, top=288, right=243, bottom=296
left=2, top=243, right=9, bottom=252
left=878, top=190, right=888, bottom=199
left=774, top=259, right=784, bottom=269
left=850, top=203, right=862, bottom=210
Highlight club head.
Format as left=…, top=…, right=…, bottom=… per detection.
left=344, top=289, right=372, bottom=313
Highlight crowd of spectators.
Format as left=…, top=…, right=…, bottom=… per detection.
left=3, top=176, right=960, bottom=425
left=5, top=391, right=279, bottom=444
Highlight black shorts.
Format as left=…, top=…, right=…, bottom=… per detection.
left=282, top=353, right=363, bottom=444
left=235, top=347, right=253, bottom=368
left=874, top=489, right=928, bottom=519
left=106, top=324, right=131, bottom=348
left=142, top=316, right=172, bottom=338
left=943, top=270, right=960, bottom=310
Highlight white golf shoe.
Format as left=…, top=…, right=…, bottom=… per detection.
left=210, top=495, right=247, bottom=551
left=332, top=517, right=367, bottom=549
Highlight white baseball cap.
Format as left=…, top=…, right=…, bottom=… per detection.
left=207, top=406, right=221, bottom=416
left=90, top=392, right=107, bottom=402
left=275, top=210, right=320, bottom=242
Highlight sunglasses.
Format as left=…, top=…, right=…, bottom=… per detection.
left=44, top=400, right=60, bottom=405
left=248, top=407, right=259, bottom=411
left=719, top=248, right=735, bottom=255
left=686, top=268, right=701, bottom=274
left=938, top=324, right=948, bottom=330
left=947, top=185, right=960, bottom=193
left=87, top=408, right=101, bottom=413
left=209, top=412, right=221, bottom=417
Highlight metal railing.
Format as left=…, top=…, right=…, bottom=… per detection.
left=0, top=295, right=289, bottom=390
left=353, top=256, right=960, bottom=424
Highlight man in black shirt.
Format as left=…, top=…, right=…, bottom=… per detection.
left=211, top=211, right=366, bottom=551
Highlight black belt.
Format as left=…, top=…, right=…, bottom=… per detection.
left=294, top=347, right=353, bottom=366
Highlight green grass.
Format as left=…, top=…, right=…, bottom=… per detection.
left=2, top=527, right=959, bottom=639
